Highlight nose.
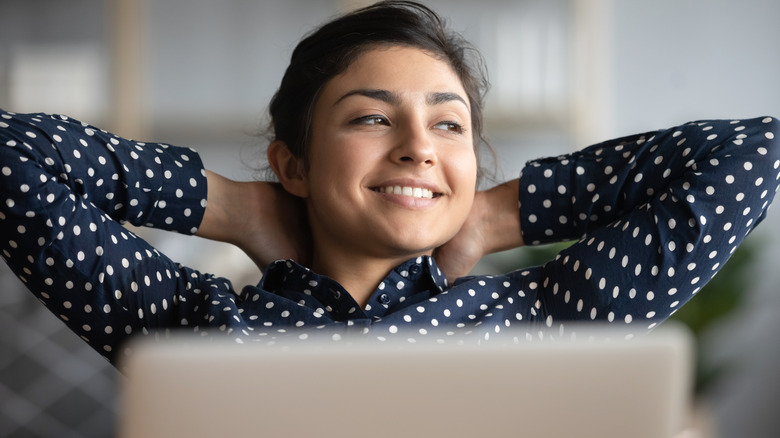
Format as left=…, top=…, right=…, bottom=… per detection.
left=390, top=121, right=436, bottom=166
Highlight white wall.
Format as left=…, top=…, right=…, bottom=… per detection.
left=144, top=0, right=339, bottom=132
left=611, top=0, right=780, bottom=134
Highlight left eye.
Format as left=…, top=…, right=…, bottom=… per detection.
left=434, top=121, right=463, bottom=134
left=351, top=115, right=389, bottom=126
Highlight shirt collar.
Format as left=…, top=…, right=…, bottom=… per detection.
left=259, top=256, right=448, bottom=315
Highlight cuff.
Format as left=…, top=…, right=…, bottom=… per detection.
left=142, top=145, right=208, bottom=235
left=518, top=156, right=578, bottom=246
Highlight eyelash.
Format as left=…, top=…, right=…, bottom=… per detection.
left=434, top=121, right=465, bottom=135
left=350, top=115, right=465, bottom=135
left=351, top=115, right=389, bottom=126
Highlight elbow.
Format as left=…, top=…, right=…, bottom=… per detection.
left=743, top=116, right=780, bottom=173
left=749, top=116, right=780, bottom=224
left=758, top=116, right=780, bottom=159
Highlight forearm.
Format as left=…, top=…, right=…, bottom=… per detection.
left=477, top=179, right=524, bottom=254
left=196, top=170, right=259, bottom=245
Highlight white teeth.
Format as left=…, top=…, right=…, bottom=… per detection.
left=378, top=185, right=434, bottom=199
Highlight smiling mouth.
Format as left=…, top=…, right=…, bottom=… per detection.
left=370, top=185, right=440, bottom=199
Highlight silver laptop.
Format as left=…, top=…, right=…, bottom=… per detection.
left=118, top=324, right=694, bottom=438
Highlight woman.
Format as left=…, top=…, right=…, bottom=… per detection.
left=1, top=1, right=778, bottom=365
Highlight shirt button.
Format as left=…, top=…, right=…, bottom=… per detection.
left=378, top=293, right=390, bottom=304
left=409, top=265, right=421, bottom=275
left=330, top=288, right=341, bottom=299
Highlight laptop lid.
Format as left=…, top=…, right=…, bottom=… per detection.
left=118, top=324, right=693, bottom=438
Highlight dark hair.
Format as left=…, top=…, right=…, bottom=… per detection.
left=266, top=0, right=493, bottom=181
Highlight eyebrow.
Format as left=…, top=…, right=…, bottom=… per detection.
left=426, top=91, right=469, bottom=110
left=334, top=88, right=470, bottom=112
left=336, top=89, right=400, bottom=106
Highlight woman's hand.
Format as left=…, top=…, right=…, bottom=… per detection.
left=435, top=179, right=524, bottom=282
left=197, top=171, right=311, bottom=270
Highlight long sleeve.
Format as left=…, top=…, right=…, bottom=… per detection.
left=0, top=110, right=215, bottom=362
left=3, top=110, right=778, bottom=364
left=516, top=117, right=779, bottom=328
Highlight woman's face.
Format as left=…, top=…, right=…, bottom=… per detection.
left=302, top=45, right=477, bottom=260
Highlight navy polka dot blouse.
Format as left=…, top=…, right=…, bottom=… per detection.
left=1, top=109, right=778, bottom=365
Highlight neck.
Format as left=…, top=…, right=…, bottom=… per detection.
left=311, top=247, right=427, bottom=308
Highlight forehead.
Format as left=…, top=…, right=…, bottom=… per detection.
left=319, top=45, right=469, bottom=104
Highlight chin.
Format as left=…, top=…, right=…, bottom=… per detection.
left=355, top=220, right=459, bottom=259
left=382, top=236, right=446, bottom=259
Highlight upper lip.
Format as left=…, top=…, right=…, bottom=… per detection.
left=368, top=178, right=444, bottom=196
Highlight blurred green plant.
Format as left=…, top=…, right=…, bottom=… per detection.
left=668, top=237, right=757, bottom=393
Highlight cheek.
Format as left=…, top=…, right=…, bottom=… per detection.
left=307, top=137, right=379, bottom=191
left=452, top=149, right=479, bottom=191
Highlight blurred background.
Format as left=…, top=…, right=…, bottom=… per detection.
left=1, top=0, right=779, bottom=436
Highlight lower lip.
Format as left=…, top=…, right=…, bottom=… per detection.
left=371, top=190, right=439, bottom=208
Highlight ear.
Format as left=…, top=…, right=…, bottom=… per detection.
left=267, top=141, right=309, bottom=198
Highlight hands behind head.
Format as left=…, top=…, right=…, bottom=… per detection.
left=236, top=181, right=313, bottom=270
left=200, top=171, right=521, bottom=282
left=433, top=191, right=490, bottom=282
left=197, top=173, right=311, bottom=271
left=435, top=181, right=524, bottom=281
